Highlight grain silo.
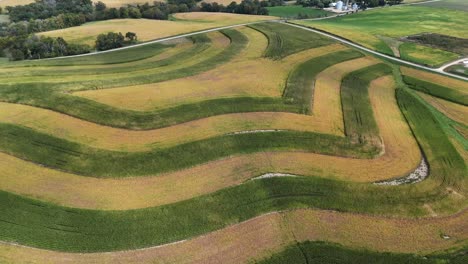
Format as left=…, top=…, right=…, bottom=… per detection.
left=336, top=0, right=343, bottom=10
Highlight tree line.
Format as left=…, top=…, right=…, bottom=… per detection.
left=0, top=30, right=137, bottom=61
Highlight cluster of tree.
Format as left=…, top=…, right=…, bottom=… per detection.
left=296, top=0, right=332, bottom=8
left=0, top=13, right=86, bottom=37
left=6, top=0, right=93, bottom=22
left=199, top=0, right=279, bottom=15
left=93, top=0, right=277, bottom=20
left=95, top=31, right=138, bottom=51
left=360, top=0, right=403, bottom=9
left=93, top=0, right=199, bottom=21
left=0, top=34, right=90, bottom=60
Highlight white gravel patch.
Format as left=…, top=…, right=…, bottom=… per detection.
left=228, top=129, right=284, bottom=135
left=251, top=173, right=298, bottom=180
left=374, top=158, right=429, bottom=186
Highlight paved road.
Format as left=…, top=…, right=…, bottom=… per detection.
left=282, top=22, right=468, bottom=81
left=437, top=57, right=467, bottom=72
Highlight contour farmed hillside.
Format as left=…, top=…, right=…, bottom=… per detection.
left=0, top=1, right=466, bottom=263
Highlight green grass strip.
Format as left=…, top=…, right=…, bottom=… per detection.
left=284, top=49, right=364, bottom=114
left=0, top=123, right=373, bottom=177
left=397, top=88, right=466, bottom=189
left=257, top=241, right=468, bottom=264
left=341, top=63, right=392, bottom=143
left=249, top=22, right=335, bottom=60
left=403, top=75, right=468, bottom=106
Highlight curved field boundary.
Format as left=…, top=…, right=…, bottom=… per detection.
left=0, top=78, right=465, bottom=252
left=0, top=31, right=239, bottom=89
left=0, top=64, right=393, bottom=177
left=0, top=74, right=422, bottom=210
left=0, top=40, right=196, bottom=77
left=283, top=22, right=468, bottom=81
left=0, top=57, right=381, bottom=152
left=403, top=75, right=468, bottom=106
left=0, top=208, right=465, bottom=261
left=0, top=51, right=360, bottom=131
left=248, top=22, right=334, bottom=60
left=416, top=92, right=468, bottom=125
left=72, top=45, right=348, bottom=112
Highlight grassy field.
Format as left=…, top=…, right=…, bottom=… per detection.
left=266, top=6, right=331, bottom=19
left=399, top=42, right=459, bottom=67
left=294, top=5, right=467, bottom=67
left=40, top=13, right=276, bottom=45
left=0, top=19, right=467, bottom=263
left=420, top=0, right=468, bottom=11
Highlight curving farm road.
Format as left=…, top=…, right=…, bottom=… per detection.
left=281, top=22, right=468, bottom=81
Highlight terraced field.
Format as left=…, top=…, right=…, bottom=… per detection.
left=0, top=21, right=466, bottom=263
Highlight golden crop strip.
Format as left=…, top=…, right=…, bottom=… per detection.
left=0, top=72, right=421, bottom=210
left=0, top=209, right=466, bottom=263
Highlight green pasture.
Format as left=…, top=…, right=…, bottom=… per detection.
left=294, top=5, right=467, bottom=67
left=421, top=0, right=468, bottom=11
left=399, top=42, right=459, bottom=67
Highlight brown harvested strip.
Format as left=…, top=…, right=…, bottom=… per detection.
left=417, top=91, right=468, bottom=124
left=401, top=67, right=468, bottom=94
left=0, top=209, right=466, bottom=263
left=0, top=75, right=421, bottom=210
